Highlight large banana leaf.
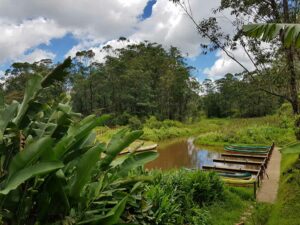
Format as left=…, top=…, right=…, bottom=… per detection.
left=78, top=196, right=128, bottom=225
left=243, top=23, right=300, bottom=47
left=0, top=161, right=64, bottom=195
left=100, top=129, right=143, bottom=170
left=8, top=136, right=53, bottom=178
left=12, top=75, right=43, bottom=127
left=0, top=101, right=18, bottom=142
left=41, top=57, right=72, bottom=88
left=53, top=115, right=109, bottom=159
left=69, top=144, right=104, bottom=199
left=112, top=151, right=158, bottom=177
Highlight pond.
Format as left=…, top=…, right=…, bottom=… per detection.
left=145, top=138, right=261, bottom=171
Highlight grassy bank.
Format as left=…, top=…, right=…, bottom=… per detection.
left=195, top=116, right=296, bottom=147
left=266, top=144, right=300, bottom=225
left=97, top=115, right=296, bottom=147
left=143, top=169, right=254, bottom=225
left=243, top=143, right=300, bottom=225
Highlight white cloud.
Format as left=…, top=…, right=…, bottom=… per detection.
left=203, top=40, right=273, bottom=79
left=0, top=0, right=147, bottom=42
left=18, top=49, right=56, bottom=63
left=66, top=39, right=139, bottom=63
left=0, top=17, right=65, bottom=63
left=0, top=70, right=4, bottom=84
left=130, top=0, right=233, bottom=57
left=203, top=47, right=255, bottom=79
left=0, top=0, right=242, bottom=79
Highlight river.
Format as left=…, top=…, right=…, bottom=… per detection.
left=145, top=138, right=261, bottom=171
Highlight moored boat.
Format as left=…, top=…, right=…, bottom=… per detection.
left=217, top=172, right=252, bottom=180
left=224, top=146, right=269, bottom=154
left=227, top=144, right=271, bottom=150
left=222, top=177, right=256, bottom=184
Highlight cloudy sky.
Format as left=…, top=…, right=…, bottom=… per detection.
left=0, top=0, right=254, bottom=80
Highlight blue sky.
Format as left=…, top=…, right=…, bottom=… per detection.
left=0, top=0, right=243, bottom=81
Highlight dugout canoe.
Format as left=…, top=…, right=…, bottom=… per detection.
left=224, top=146, right=269, bottom=154
left=222, top=177, right=256, bottom=184
left=227, top=144, right=271, bottom=150
left=217, top=172, right=252, bottom=180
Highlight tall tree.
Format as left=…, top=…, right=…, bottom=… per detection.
left=171, top=0, right=300, bottom=135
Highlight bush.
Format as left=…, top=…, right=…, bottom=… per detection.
left=144, top=116, right=163, bottom=129
left=0, top=61, right=158, bottom=225
left=140, top=169, right=224, bottom=225
left=128, top=115, right=143, bottom=130
left=250, top=203, right=272, bottom=225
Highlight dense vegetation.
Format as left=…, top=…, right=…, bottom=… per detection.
left=1, top=0, right=300, bottom=224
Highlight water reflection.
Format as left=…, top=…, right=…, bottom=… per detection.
left=146, top=138, right=222, bottom=170
left=145, top=138, right=262, bottom=171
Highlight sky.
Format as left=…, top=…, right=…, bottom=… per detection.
left=0, top=0, right=255, bottom=81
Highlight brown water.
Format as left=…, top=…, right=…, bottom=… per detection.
left=145, top=138, right=261, bottom=171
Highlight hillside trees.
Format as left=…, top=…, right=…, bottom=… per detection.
left=71, top=41, right=201, bottom=122
left=202, top=74, right=281, bottom=118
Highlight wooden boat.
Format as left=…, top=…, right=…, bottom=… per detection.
left=224, top=146, right=269, bottom=154
left=119, top=143, right=158, bottom=155
left=217, top=172, right=252, bottom=180
left=137, top=144, right=158, bottom=151
left=222, top=177, right=256, bottom=184
left=227, top=144, right=271, bottom=150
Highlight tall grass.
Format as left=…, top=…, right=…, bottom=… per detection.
left=195, top=116, right=296, bottom=147
left=265, top=143, right=300, bottom=225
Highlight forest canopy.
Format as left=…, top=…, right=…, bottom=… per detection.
left=0, top=40, right=284, bottom=124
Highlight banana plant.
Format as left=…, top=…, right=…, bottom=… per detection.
left=0, top=58, right=158, bottom=224
left=243, top=23, right=300, bottom=47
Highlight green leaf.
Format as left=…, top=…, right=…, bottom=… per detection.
left=0, top=101, right=18, bottom=142
left=51, top=115, right=110, bottom=160
left=243, top=23, right=300, bottom=48
left=100, top=129, right=143, bottom=170
left=8, top=136, right=53, bottom=178
left=69, top=144, right=104, bottom=199
left=78, top=196, right=128, bottom=225
left=12, top=74, right=43, bottom=127
left=41, top=57, right=72, bottom=87
left=112, top=151, right=158, bottom=177
left=0, top=161, right=64, bottom=195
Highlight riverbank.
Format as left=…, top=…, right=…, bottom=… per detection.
left=96, top=115, right=296, bottom=148
left=194, top=116, right=295, bottom=147
left=263, top=143, right=300, bottom=225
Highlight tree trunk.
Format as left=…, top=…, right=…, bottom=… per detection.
left=282, top=0, right=300, bottom=139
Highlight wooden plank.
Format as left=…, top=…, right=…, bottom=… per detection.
left=221, top=153, right=266, bottom=159
left=213, top=158, right=262, bottom=165
left=202, top=165, right=259, bottom=174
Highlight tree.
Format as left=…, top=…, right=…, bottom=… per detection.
left=71, top=41, right=201, bottom=122
left=171, top=0, right=300, bottom=137
left=2, top=59, right=66, bottom=103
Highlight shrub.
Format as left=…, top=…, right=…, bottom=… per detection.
left=0, top=60, right=158, bottom=224
left=144, top=116, right=163, bottom=129
left=140, top=169, right=224, bottom=225
left=128, top=115, right=143, bottom=130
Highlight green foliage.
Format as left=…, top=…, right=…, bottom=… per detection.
left=71, top=42, right=201, bottom=121
left=143, top=170, right=224, bottom=224
left=128, top=115, right=143, bottom=130
left=202, top=75, right=281, bottom=118
left=249, top=203, right=272, bottom=225
left=195, top=116, right=296, bottom=147
left=243, top=23, right=300, bottom=48
left=265, top=144, right=300, bottom=225
left=132, top=169, right=252, bottom=225
left=0, top=60, right=158, bottom=224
